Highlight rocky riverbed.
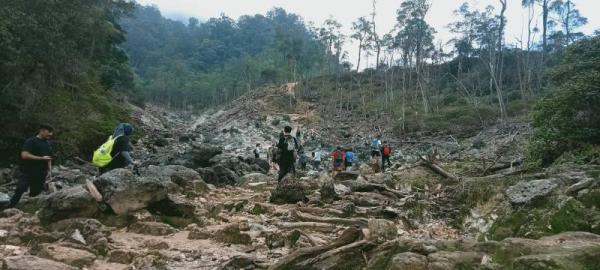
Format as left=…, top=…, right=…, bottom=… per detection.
left=1, top=84, right=600, bottom=270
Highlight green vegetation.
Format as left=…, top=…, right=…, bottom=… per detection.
left=0, top=0, right=136, bottom=163
left=529, top=37, right=600, bottom=166
left=120, top=6, right=344, bottom=109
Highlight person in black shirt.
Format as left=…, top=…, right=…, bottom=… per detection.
left=6, top=125, right=54, bottom=208
left=99, top=123, right=135, bottom=175
left=277, top=126, right=299, bottom=182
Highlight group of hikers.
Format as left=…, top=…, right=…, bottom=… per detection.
left=1, top=123, right=137, bottom=210
left=259, top=126, right=395, bottom=181
left=2, top=122, right=395, bottom=210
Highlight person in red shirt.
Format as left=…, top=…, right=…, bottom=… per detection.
left=331, top=146, right=346, bottom=173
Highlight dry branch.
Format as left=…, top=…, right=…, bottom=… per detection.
left=291, top=210, right=369, bottom=227
left=276, top=222, right=338, bottom=233
left=419, top=156, right=459, bottom=181
left=268, top=228, right=363, bottom=270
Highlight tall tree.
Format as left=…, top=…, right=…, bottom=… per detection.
left=351, top=17, right=372, bottom=72
left=550, top=0, right=588, bottom=45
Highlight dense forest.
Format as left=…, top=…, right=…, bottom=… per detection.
left=120, top=6, right=345, bottom=108
left=0, top=0, right=598, bottom=166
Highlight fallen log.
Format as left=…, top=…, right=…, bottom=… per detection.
left=419, top=156, right=459, bottom=181
left=268, top=227, right=363, bottom=270
left=276, top=222, right=338, bottom=233
left=291, top=210, right=369, bottom=227
left=297, top=240, right=376, bottom=267
left=341, top=179, right=405, bottom=198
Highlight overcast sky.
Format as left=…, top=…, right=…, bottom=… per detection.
left=136, top=0, right=600, bottom=68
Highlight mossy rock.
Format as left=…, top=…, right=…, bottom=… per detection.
left=489, top=197, right=592, bottom=240
left=578, top=189, right=600, bottom=209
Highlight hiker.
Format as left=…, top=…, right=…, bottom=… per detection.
left=298, top=148, right=308, bottom=170
left=331, top=146, right=346, bottom=173
left=345, top=147, right=355, bottom=170
left=296, top=128, right=301, bottom=140
left=370, top=135, right=382, bottom=158
left=277, top=126, right=299, bottom=182
left=312, top=149, right=322, bottom=171
left=270, top=141, right=280, bottom=171
left=253, top=143, right=260, bottom=159
left=381, top=141, right=392, bottom=172
left=5, top=125, right=54, bottom=209
left=96, top=123, right=135, bottom=175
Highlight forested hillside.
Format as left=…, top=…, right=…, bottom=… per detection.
left=120, top=5, right=345, bottom=108
left=0, top=0, right=136, bottom=164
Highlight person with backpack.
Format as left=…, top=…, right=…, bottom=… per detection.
left=345, top=147, right=355, bottom=170
left=331, top=146, right=346, bottom=173
left=94, top=123, right=135, bottom=175
left=3, top=125, right=54, bottom=210
left=370, top=135, right=382, bottom=158
left=277, top=126, right=299, bottom=182
left=312, top=148, right=322, bottom=171
left=253, top=143, right=260, bottom=159
left=381, top=141, right=392, bottom=172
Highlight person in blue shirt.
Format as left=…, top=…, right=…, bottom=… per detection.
left=345, top=147, right=355, bottom=170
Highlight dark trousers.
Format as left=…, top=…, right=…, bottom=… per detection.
left=381, top=155, right=392, bottom=171
left=278, top=161, right=295, bottom=182
left=9, top=172, right=46, bottom=207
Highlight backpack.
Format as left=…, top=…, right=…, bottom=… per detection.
left=371, top=139, right=380, bottom=150
left=333, top=150, right=344, bottom=161
left=280, top=136, right=299, bottom=160
left=92, top=135, right=121, bottom=167
left=383, top=146, right=391, bottom=155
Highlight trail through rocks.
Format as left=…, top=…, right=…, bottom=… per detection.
left=1, top=84, right=600, bottom=269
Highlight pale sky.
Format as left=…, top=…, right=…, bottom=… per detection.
left=136, top=0, right=600, bottom=68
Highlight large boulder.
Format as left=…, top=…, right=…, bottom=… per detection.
left=506, top=179, right=559, bottom=205
left=93, top=169, right=169, bottom=215
left=47, top=218, right=112, bottom=254
left=269, top=177, right=308, bottom=204
left=140, top=165, right=208, bottom=195
left=38, top=185, right=99, bottom=224
left=211, top=165, right=240, bottom=186
left=367, top=219, right=397, bottom=243
left=2, top=255, right=77, bottom=270
left=189, top=144, right=223, bottom=167
left=37, top=243, right=96, bottom=268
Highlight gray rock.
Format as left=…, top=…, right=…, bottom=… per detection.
left=0, top=192, right=10, bottom=207
left=269, top=177, right=308, bottom=204
left=239, top=173, right=271, bottom=186
left=211, top=165, right=239, bottom=186
left=367, top=219, right=397, bottom=243
left=388, top=252, right=427, bottom=270
left=334, top=171, right=360, bottom=181
left=37, top=243, right=96, bottom=267
left=190, top=144, right=223, bottom=167
left=2, top=255, right=78, bottom=270
left=140, top=165, right=208, bottom=194
left=38, top=185, right=99, bottom=224
left=506, top=179, right=558, bottom=204
left=93, top=169, right=169, bottom=215
left=128, top=221, right=177, bottom=236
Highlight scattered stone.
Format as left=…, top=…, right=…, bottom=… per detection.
left=37, top=243, right=96, bottom=267
left=506, top=179, right=558, bottom=204
left=70, top=229, right=86, bottom=245
left=367, top=219, right=397, bottom=243
left=214, top=224, right=252, bottom=245
left=128, top=221, right=177, bottom=236
left=144, top=239, right=170, bottom=250
left=388, top=252, right=428, bottom=270
left=2, top=255, right=78, bottom=270
left=108, top=249, right=140, bottom=264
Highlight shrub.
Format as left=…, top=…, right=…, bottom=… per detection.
left=529, top=37, right=600, bottom=166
